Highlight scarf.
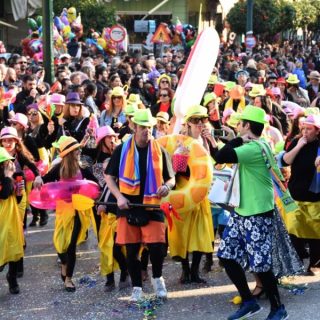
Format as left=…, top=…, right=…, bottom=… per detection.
left=119, top=135, right=163, bottom=205
left=224, top=97, right=246, bottom=113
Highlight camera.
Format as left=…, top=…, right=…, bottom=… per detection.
left=212, top=129, right=226, bottom=138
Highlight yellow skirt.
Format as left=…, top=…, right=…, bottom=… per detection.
left=168, top=197, right=214, bottom=258
left=99, top=212, right=120, bottom=276
left=282, top=201, right=320, bottom=239
left=0, top=196, right=24, bottom=266
left=53, top=200, right=92, bottom=254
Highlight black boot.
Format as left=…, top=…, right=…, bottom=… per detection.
left=29, top=215, right=39, bottom=227
left=203, top=253, right=213, bottom=273
left=39, top=210, right=48, bottom=227
left=180, top=259, right=191, bottom=284
left=105, top=272, right=115, bottom=292
left=6, top=273, right=20, bottom=294
left=191, top=251, right=206, bottom=283
left=16, top=258, right=24, bottom=278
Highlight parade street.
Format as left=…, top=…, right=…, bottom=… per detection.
left=0, top=214, right=319, bottom=320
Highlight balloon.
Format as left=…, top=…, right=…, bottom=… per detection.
left=60, top=15, right=69, bottom=26
left=67, top=7, right=77, bottom=23
left=54, top=16, right=64, bottom=31
left=63, top=25, right=71, bottom=38
left=36, top=16, right=42, bottom=27
left=97, top=37, right=107, bottom=50
left=28, top=18, right=38, bottom=31
left=55, top=36, right=64, bottom=48
left=24, top=160, right=48, bottom=182
left=29, top=39, right=42, bottom=52
left=33, top=52, right=43, bottom=62
left=173, top=28, right=220, bottom=133
left=68, top=32, right=75, bottom=41
left=28, top=180, right=100, bottom=210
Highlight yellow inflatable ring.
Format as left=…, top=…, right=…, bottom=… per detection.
left=157, top=134, right=213, bottom=214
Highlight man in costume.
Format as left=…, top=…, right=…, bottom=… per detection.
left=106, top=108, right=175, bottom=302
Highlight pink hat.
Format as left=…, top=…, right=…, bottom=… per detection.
left=301, top=115, right=320, bottom=129
left=0, top=126, right=20, bottom=140
left=271, top=87, right=281, bottom=96
left=222, top=108, right=235, bottom=124
left=96, top=126, right=118, bottom=145
left=244, top=82, right=254, bottom=90
left=49, top=93, right=65, bottom=105
left=8, top=113, right=28, bottom=129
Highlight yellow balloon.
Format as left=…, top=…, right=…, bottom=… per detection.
left=97, top=38, right=107, bottom=50
left=55, top=36, right=63, bottom=48
left=63, top=25, right=71, bottom=37
left=67, top=7, right=77, bottom=23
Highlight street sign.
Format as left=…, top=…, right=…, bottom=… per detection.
left=245, top=35, right=256, bottom=49
left=151, top=23, right=171, bottom=44
left=110, top=25, right=126, bottom=43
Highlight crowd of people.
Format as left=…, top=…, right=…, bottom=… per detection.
left=1, top=38, right=320, bottom=320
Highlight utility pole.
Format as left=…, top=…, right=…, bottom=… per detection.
left=246, top=0, right=253, bottom=34
left=42, top=0, right=54, bottom=84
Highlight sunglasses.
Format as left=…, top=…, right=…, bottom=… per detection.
left=189, top=117, right=209, bottom=124
left=112, top=96, right=123, bottom=99
left=160, top=94, right=169, bottom=97
left=161, top=80, right=169, bottom=84
left=19, top=61, right=28, bottom=64
left=27, top=112, right=38, bottom=116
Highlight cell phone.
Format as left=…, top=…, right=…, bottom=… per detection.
left=212, top=129, right=226, bottom=137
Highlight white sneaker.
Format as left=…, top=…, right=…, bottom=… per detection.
left=151, top=277, right=167, bottom=299
left=130, top=287, right=143, bottom=302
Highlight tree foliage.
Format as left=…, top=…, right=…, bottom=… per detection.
left=53, top=0, right=116, bottom=33
left=226, top=0, right=320, bottom=37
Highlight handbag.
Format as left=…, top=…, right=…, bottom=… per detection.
left=208, top=164, right=240, bottom=211
left=255, top=140, right=298, bottom=213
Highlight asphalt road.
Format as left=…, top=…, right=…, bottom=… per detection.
left=0, top=213, right=319, bottom=320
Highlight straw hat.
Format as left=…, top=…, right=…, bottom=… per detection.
left=156, top=112, right=170, bottom=124
left=127, top=93, right=141, bottom=105
left=249, top=84, right=266, bottom=97
left=124, top=103, right=139, bottom=116
left=208, top=74, right=218, bottom=85
left=132, top=109, right=157, bottom=127
left=229, top=85, right=245, bottom=100
left=0, top=147, right=14, bottom=164
left=301, top=115, right=320, bottom=129
left=8, top=113, right=29, bottom=129
left=286, top=74, right=300, bottom=84
left=59, top=137, right=81, bottom=158
left=307, top=71, right=320, bottom=80
left=224, top=81, right=236, bottom=92
left=96, top=126, right=119, bottom=145
left=184, top=105, right=208, bottom=122
left=52, top=135, right=69, bottom=149
left=65, top=92, right=83, bottom=105
left=157, top=74, right=171, bottom=85
left=240, top=105, right=268, bottom=124
left=50, top=93, right=66, bottom=105
left=111, top=86, right=125, bottom=97
left=203, top=92, right=217, bottom=107
left=0, top=127, right=20, bottom=141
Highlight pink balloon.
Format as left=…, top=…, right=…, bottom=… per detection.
left=24, top=160, right=48, bottom=182
left=28, top=180, right=100, bottom=210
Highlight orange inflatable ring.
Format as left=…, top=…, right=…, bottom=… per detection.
left=157, top=134, right=213, bottom=214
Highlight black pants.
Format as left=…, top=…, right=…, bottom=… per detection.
left=220, top=258, right=282, bottom=311
left=126, top=242, right=165, bottom=287
left=290, top=234, right=320, bottom=268
left=57, top=213, right=81, bottom=278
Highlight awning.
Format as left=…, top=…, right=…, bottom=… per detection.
left=10, top=0, right=42, bottom=21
